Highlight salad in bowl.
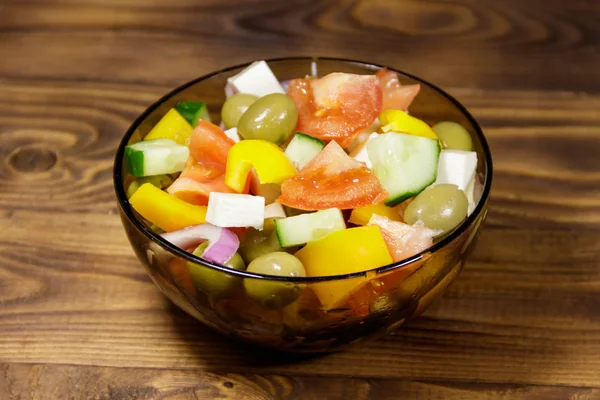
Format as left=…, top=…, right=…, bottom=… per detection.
left=115, top=58, right=491, bottom=352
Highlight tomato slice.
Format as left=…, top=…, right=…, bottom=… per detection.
left=287, top=73, right=382, bottom=148
left=376, top=69, right=420, bottom=112
left=345, top=214, right=437, bottom=316
left=277, top=141, right=387, bottom=210
left=168, top=120, right=242, bottom=205
left=368, top=214, right=437, bottom=262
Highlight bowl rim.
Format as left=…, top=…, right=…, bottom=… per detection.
left=114, top=56, right=493, bottom=283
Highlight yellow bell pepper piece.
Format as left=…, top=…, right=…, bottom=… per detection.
left=225, top=140, right=296, bottom=193
left=143, top=109, right=194, bottom=146
left=379, top=110, right=438, bottom=139
left=349, top=203, right=403, bottom=226
left=294, top=226, right=393, bottom=308
left=129, top=183, right=207, bottom=232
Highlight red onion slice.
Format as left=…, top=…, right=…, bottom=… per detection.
left=161, top=224, right=240, bottom=264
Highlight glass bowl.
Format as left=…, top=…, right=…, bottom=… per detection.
left=113, top=57, right=492, bottom=353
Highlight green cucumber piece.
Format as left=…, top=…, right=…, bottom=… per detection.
left=125, top=138, right=189, bottom=177
left=284, top=132, right=325, bottom=170
left=175, top=101, right=211, bottom=126
left=275, top=208, right=346, bottom=247
left=367, top=132, right=440, bottom=206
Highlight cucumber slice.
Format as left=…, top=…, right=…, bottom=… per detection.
left=284, top=132, right=325, bottom=170
left=175, top=101, right=211, bottom=126
left=367, top=132, right=440, bottom=206
left=275, top=208, right=345, bottom=247
left=125, top=139, right=189, bottom=177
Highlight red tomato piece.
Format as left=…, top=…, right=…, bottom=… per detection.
left=287, top=73, right=382, bottom=148
left=345, top=255, right=429, bottom=316
left=168, top=120, right=243, bottom=205
left=368, top=214, right=437, bottom=262
left=376, top=68, right=420, bottom=112
left=277, top=141, right=387, bottom=210
left=344, top=213, right=437, bottom=317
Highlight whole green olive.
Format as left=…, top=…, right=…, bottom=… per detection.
left=239, top=218, right=298, bottom=264
left=221, top=93, right=259, bottom=129
left=404, top=184, right=468, bottom=235
left=239, top=228, right=282, bottom=264
left=432, top=121, right=473, bottom=151
left=237, top=93, right=298, bottom=144
left=244, top=252, right=306, bottom=309
left=187, top=242, right=246, bottom=298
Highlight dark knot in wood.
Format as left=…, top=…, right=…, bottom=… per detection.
left=9, top=146, right=57, bottom=173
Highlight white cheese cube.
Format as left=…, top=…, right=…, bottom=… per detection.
left=227, top=61, right=284, bottom=97
left=224, top=127, right=241, bottom=143
left=206, top=193, right=265, bottom=230
left=434, top=150, right=477, bottom=192
left=350, top=132, right=379, bottom=168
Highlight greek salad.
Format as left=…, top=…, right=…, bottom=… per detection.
left=125, top=60, right=482, bottom=309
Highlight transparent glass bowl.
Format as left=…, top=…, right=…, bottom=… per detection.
left=114, top=57, right=492, bottom=352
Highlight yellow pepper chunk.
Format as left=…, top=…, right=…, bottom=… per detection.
left=129, top=183, right=207, bottom=232
left=225, top=140, right=296, bottom=193
left=294, top=226, right=393, bottom=308
left=379, top=110, right=438, bottom=139
left=143, top=109, right=194, bottom=146
left=349, top=203, right=403, bottom=226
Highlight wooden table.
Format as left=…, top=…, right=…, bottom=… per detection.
left=1, top=0, right=599, bottom=398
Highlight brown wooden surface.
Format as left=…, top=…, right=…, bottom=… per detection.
left=1, top=0, right=600, bottom=398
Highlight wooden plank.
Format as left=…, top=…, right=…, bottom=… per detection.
left=0, top=0, right=599, bottom=92
left=1, top=363, right=599, bottom=400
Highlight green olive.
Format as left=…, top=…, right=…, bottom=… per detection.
left=244, top=252, right=306, bottom=309
left=126, top=174, right=173, bottom=199
left=221, top=93, right=259, bottom=129
left=404, top=184, right=468, bottom=235
left=432, top=121, right=473, bottom=151
left=238, top=218, right=296, bottom=263
left=369, top=294, right=392, bottom=315
left=237, top=93, right=298, bottom=144
left=187, top=242, right=246, bottom=297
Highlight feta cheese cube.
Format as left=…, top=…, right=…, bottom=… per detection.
left=434, top=150, right=477, bottom=192
left=206, top=193, right=265, bottom=230
left=227, top=61, right=284, bottom=97
left=224, top=127, right=241, bottom=143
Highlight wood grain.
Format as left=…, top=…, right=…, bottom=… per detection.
left=0, top=0, right=599, bottom=92
left=1, top=0, right=600, bottom=398
left=2, top=363, right=600, bottom=400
